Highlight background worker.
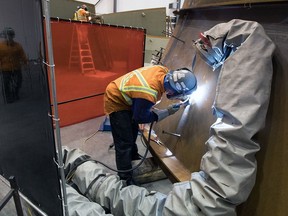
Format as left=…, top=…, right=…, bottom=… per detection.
left=74, top=4, right=90, bottom=22
left=73, top=4, right=91, bottom=45
left=104, top=65, right=197, bottom=185
left=0, top=27, right=27, bottom=103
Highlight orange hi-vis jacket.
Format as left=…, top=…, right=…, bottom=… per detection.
left=0, top=41, right=27, bottom=71
left=104, top=65, right=169, bottom=115
left=75, top=8, right=89, bottom=22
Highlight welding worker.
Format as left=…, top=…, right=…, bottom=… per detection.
left=74, top=4, right=91, bottom=45
left=0, top=27, right=27, bottom=103
left=104, top=65, right=197, bottom=185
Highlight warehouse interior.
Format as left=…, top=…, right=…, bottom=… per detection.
left=0, top=0, right=287, bottom=216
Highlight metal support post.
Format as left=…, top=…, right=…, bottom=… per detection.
left=42, top=0, right=69, bottom=215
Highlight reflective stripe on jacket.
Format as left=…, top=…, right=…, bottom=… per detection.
left=104, top=65, right=168, bottom=115
left=76, top=8, right=89, bottom=22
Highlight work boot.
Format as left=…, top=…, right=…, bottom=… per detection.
left=132, top=153, right=143, bottom=161
left=125, top=177, right=139, bottom=186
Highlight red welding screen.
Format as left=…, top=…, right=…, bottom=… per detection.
left=46, top=20, right=145, bottom=126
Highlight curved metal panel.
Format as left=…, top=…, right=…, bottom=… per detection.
left=153, top=2, right=288, bottom=216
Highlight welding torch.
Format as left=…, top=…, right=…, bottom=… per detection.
left=172, top=97, right=191, bottom=108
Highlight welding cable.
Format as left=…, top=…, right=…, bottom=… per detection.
left=109, top=129, right=149, bottom=150
left=140, top=134, right=148, bottom=148
left=83, top=129, right=100, bottom=145
left=65, top=121, right=155, bottom=180
left=83, top=173, right=106, bottom=197
left=139, top=128, right=169, bottom=151
left=90, top=121, right=154, bottom=174
left=65, top=154, right=95, bottom=182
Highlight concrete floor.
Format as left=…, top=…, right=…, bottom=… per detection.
left=0, top=116, right=174, bottom=216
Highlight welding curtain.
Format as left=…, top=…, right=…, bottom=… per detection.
left=47, top=20, right=145, bottom=127
left=0, top=0, right=62, bottom=215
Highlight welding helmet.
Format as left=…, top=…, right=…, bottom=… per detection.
left=164, top=68, right=197, bottom=100
left=0, top=27, right=15, bottom=40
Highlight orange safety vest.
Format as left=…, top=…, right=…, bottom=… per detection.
left=76, top=8, right=89, bottom=22
left=0, top=41, right=27, bottom=71
left=104, top=65, right=169, bottom=115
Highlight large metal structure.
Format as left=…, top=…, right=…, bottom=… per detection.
left=153, top=1, right=288, bottom=215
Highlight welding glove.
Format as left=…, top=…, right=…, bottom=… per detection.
left=168, top=103, right=181, bottom=114
left=153, top=104, right=180, bottom=122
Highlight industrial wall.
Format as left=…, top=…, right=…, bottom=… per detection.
left=49, top=0, right=95, bottom=20
left=102, top=7, right=167, bottom=36
left=88, top=0, right=183, bottom=15
left=152, top=1, right=288, bottom=215
left=101, top=7, right=169, bottom=65
left=145, top=35, right=169, bottom=65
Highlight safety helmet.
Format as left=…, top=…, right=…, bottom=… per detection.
left=0, top=27, right=15, bottom=40
left=164, top=68, right=197, bottom=100
left=81, top=4, right=88, bottom=10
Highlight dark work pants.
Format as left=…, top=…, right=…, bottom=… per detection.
left=109, top=110, right=139, bottom=180
left=1, top=70, right=22, bottom=103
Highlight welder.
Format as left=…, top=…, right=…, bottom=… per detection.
left=104, top=65, right=197, bottom=185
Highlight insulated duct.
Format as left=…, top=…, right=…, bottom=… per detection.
left=190, top=19, right=275, bottom=215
